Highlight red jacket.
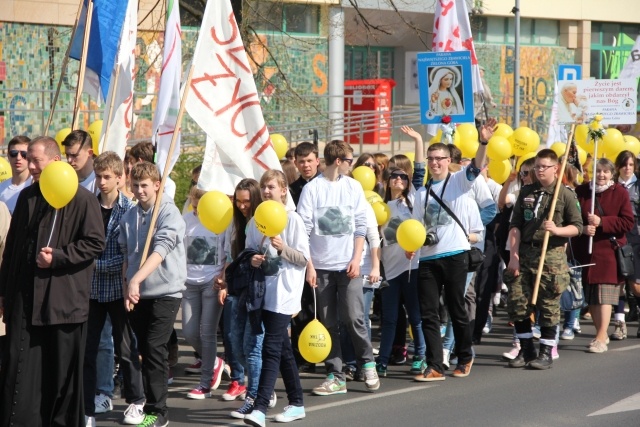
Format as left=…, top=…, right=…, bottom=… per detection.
left=574, top=182, right=634, bottom=285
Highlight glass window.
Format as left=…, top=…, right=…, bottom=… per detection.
left=284, top=4, right=319, bottom=34
left=249, top=1, right=283, bottom=32
left=600, top=23, right=618, bottom=47
left=485, top=17, right=505, bottom=44
left=534, top=20, right=559, bottom=45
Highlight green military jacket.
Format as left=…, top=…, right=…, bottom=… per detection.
left=510, top=180, right=583, bottom=247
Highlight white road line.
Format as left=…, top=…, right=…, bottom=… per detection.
left=610, top=343, right=640, bottom=352
left=588, top=392, right=640, bottom=416
left=223, top=384, right=440, bottom=425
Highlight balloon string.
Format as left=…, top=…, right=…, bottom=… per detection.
left=46, top=209, right=58, bottom=247
left=313, top=286, right=317, bottom=320
left=407, top=260, right=411, bottom=283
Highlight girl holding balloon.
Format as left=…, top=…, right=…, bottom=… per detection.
left=244, top=170, right=310, bottom=427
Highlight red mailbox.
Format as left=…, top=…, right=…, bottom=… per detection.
left=344, top=79, right=396, bottom=145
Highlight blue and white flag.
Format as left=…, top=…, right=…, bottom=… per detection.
left=70, top=0, right=129, bottom=102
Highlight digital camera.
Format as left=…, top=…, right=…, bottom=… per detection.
left=425, top=230, right=440, bottom=246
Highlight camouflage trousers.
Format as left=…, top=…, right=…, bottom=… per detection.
left=503, top=245, right=569, bottom=327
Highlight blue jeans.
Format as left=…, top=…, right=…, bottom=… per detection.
left=340, top=285, right=375, bottom=367
left=378, top=269, right=426, bottom=365
left=96, top=315, right=114, bottom=396
left=443, top=272, right=475, bottom=352
left=563, top=308, right=580, bottom=330
left=229, top=297, right=264, bottom=399
left=223, top=296, right=245, bottom=384
left=253, top=311, right=303, bottom=413
left=182, top=284, right=224, bottom=389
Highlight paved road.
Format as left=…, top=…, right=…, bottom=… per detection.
left=95, top=310, right=640, bottom=427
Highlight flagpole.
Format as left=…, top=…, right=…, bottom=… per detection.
left=531, top=123, right=577, bottom=305
left=138, top=64, right=195, bottom=269
left=45, top=0, right=84, bottom=136
left=588, top=136, right=599, bottom=254
left=72, top=0, right=94, bottom=130
left=100, top=64, right=121, bottom=153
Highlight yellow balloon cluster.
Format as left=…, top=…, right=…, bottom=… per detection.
left=271, top=134, right=288, bottom=159
left=509, top=127, right=540, bottom=156
left=364, top=190, right=383, bottom=204
left=298, top=319, right=332, bottom=363
left=40, top=162, right=78, bottom=209
left=487, top=159, right=512, bottom=184
left=396, top=219, right=427, bottom=252
left=516, top=152, right=537, bottom=171
left=371, top=201, right=391, bottom=226
left=602, top=128, right=625, bottom=161
left=486, top=135, right=512, bottom=161
left=624, top=135, right=640, bottom=156
left=352, top=166, right=376, bottom=191
left=254, top=200, right=288, bottom=237
left=198, top=191, right=233, bottom=234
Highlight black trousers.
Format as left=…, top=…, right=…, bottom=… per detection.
left=290, top=282, right=315, bottom=365
left=473, top=225, right=502, bottom=340
left=418, top=253, right=473, bottom=373
left=84, top=298, right=145, bottom=415
left=0, top=291, right=86, bottom=427
left=128, top=297, right=181, bottom=418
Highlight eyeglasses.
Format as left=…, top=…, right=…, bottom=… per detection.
left=533, top=164, right=556, bottom=172
left=426, top=156, right=450, bottom=163
left=9, top=149, right=27, bottom=159
left=519, top=170, right=531, bottom=177
left=340, top=157, right=354, bottom=166
left=363, top=162, right=375, bottom=169
left=389, top=172, right=409, bottom=181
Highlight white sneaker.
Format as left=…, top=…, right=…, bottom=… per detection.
left=85, top=416, right=96, bottom=427
left=123, top=403, right=145, bottom=425
left=94, top=393, right=113, bottom=414
left=268, top=390, right=277, bottom=408
left=502, top=342, right=521, bottom=360
left=443, top=349, right=451, bottom=370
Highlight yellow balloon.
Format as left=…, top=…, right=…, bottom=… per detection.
left=487, top=159, right=512, bottom=184
left=550, top=142, right=567, bottom=158
left=577, top=145, right=587, bottom=165
left=396, top=219, right=427, bottom=252
left=457, top=123, right=478, bottom=144
left=270, top=134, right=288, bottom=159
left=371, top=202, right=391, bottom=226
left=198, top=191, right=233, bottom=234
left=493, top=123, right=514, bottom=139
left=404, top=152, right=415, bottom=162
left=352, top=166, right=376, bottom=192
left=408, top=325, right=414, bottom=340
left=364, top=190, right=383, bottom=204
left=298, top=319, right=332, bottom=364
left=454, top=138, right=479, bottom=159
left=602, top=128, right=625, bottom=161
left=40, top=162, right=79, bottom=209
left=515, top=152, right=537, bottom=171
left=254, top=200, right=288, bottom=237
left=575, top=124, right=593, bottom=155
left=486, top=135, right=513, bottom=161
left=0, top=157, right=11, bottom=182
left=88, top=120, right=102, bottom=154
left=624, top=135, right=640, bottom=156
left=55, top=127, right=72, bottom=155
left=509, top=127, right=540, bottom=156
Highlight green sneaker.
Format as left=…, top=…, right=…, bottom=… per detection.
left=410, top=356, right=427, bottom=374
left=136, top=413, right=168, bottom=427
left=312, top=374, right=347, bottom=396
left=376, top=363, right=387, bottom=377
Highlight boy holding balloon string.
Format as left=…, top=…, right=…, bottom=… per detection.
left=119, top=161, right=186, bottom=427
left=243, top=170, right=309, bottom=427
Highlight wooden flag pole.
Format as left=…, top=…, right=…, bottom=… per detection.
left=44, top=0, right=84, bottom=136
left=71, top=0, right=94, bottom=130
left=531, top=123, right=576, bottom=305
left=588, top=137, right=600, bottom=254
left=138, top=64, right=195, bottom=269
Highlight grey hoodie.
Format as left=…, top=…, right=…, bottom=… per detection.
left=119, top=195, right=187, bottom=299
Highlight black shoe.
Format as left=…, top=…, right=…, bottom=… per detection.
left=298, top=362, right=316, bottom=374
left=343, top=365, right=356, bottom=382
left=508, top=338, right=537, bottom=368
left=529, top=344, right=553, bottom=370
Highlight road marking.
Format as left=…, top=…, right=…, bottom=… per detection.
left=224, top=384, right=439, bottom=425
left=610, top=343, right=640, bottom=352
left=588, top=392, right=640, bottom=416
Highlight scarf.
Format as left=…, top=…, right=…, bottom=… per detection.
left=590, top=180, right=614, bottom=194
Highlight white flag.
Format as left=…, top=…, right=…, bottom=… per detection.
left=152, top=0, right=182, bottom=176
left=99, top=0, right=137, bottom=157
left=619, top=36, right=640, bottom=79
left=185, top=0, right=281, bottom=195
left=546, top=76, right=567, bottom=147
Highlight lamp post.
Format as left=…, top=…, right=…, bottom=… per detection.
left=512, top=0, right=521, bottom=127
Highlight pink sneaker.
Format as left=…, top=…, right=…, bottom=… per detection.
left=222, top=381, right=247, bottom=401
left=551, top=345, right=559, bottom=360
left=187, top=385, right=211, bottom=400
left=210, top=357, right=225, bottom=390
left=502, top=342, right=520, bottom=360
left=185, top=358, right=202, bottom=374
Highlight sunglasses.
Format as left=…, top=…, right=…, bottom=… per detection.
left=9, top=149, right=27, bottom=159
left=363, top=162, right=376, bottom=169
left=519, top=170, right=531, bottom=177
left=389, top=172, right=409, bottom=181
left=340, top=157, right=354, bottom=166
